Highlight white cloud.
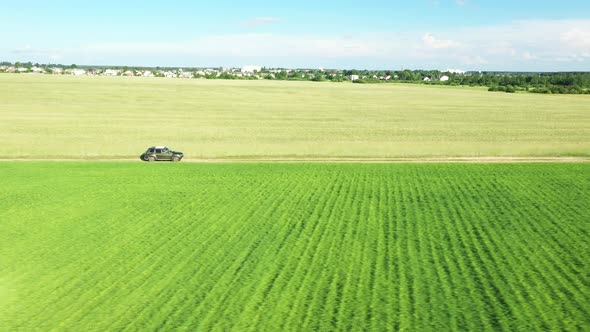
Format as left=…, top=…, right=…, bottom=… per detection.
left=5, top=19, right=590, bottom=70
left=422, top=33, right=461, bottom=49
left=456, top=0, right=467, bottom=6
left=561, top=27, right=590, bottom=51
left=459, top=55, right=488, bottom=65
left=83, top=34, right=390, bottom=58
left=11, top=45, right=40, bottom=54
left=522, top=52, right=537, bottom=60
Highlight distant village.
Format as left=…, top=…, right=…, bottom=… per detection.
left=3, top=62, right=586, bottom=94
left=0, top=62, right=466, bottom=83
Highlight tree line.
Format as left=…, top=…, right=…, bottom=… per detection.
left=449, top=72, right=590, bottom=94
left=2, top=61, right=589, bottom=94
left=345, top=70, right=590, bottom=95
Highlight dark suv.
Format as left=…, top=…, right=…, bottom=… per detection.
left=141, top=146, right=184, bottom=162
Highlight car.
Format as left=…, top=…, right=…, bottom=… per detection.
left=141, top=146, right=184, bottom=162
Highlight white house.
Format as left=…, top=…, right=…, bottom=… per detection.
left=241, top=65, right=262, bottom=73
left=103, top=69, right=119, bottom=76
left=440, top=75, right=450, bottom=82
left=423, top=77, right=431, bottom=81
left=163, top=71, right=176, bottom=78
left=71, top=69, right=86, bottom=76
left=348, top=74, right=360, bottom=81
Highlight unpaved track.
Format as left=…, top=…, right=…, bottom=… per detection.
left=1, top=157, right=589, bottom=163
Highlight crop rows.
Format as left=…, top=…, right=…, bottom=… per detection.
left=0, top=162, right=588, bottom=331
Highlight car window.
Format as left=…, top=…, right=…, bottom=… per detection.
left=155, top=149, right=162, bottom=153
left=163, top=148, right=169, bottom=152
left=148, top=148, right=155, bottom=153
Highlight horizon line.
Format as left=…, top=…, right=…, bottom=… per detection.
left=3, top=61, right=590, bottom=73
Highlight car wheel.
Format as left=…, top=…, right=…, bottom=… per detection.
left=172, top=156, right=180, bottom=162
left=148, top=156, right=156, bottom=162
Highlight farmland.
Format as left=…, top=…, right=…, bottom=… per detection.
left=1, top=74, right=589, bottom=159
left=1, top=162, right=588, bottom=331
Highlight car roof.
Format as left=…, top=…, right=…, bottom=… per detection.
left=154, top=146, right=167, bottom=149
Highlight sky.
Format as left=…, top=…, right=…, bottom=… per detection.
left=1, top=0, right=590, bottom=71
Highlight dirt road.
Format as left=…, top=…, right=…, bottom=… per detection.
left=1, top=157, right=588, bottom=163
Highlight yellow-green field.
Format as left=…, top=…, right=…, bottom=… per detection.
left=1, top=74, right=588, bottom=159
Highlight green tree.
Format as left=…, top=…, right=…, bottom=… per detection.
left=311, top=72, right=325, bottom=82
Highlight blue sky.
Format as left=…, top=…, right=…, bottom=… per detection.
left=2, top=0, right=590, bottom=70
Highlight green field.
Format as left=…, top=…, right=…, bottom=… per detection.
left=1, top=74, right=589, bottom=159
left=1, top=162, right=588, bottom=331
